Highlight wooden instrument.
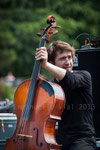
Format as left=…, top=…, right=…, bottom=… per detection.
left=4, top=16, right=65, bottom=150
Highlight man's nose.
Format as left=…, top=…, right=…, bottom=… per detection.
left=65, top=57, right=70, bottom=63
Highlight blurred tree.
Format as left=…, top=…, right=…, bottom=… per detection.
left=0, top=19, right=16, bottom=76
left=0, top=82, right=14, bottom=100
left=0, top=0, right=99, bottom=78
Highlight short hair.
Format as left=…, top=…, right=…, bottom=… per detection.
left=47, top=41, right=75, bottom=63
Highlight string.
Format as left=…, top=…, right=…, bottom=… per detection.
left=15, top=60, right=40, bottom=149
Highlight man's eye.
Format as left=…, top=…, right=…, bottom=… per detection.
left=68, top=56, right=71, bottom=59
left=60, top=57, right=66, bottom=60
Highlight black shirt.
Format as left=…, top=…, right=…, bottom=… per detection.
left=54, top=70, right=96, bottom=145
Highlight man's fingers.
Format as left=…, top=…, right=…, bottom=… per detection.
left=35, top=51, right=46, bottom=60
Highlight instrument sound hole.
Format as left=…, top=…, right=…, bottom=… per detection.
left=33, top=128, right=43, bottom=147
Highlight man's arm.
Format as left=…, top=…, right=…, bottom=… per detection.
left=44, top=62, right=66, bottom=81
left=35, top=47, right=66, bottom=81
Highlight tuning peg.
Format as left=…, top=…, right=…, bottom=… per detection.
left=53, top=30, right=58, bottom=35
left=36, top=33, right=43, bottom=37
left=48, top=30, right=58, bottom=35
left=40, top=28, right=46, bottom=31
left=52, top=26, right=61, bottom=29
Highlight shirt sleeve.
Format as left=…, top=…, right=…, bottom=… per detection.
left=59, top=70, right=92, bottom=90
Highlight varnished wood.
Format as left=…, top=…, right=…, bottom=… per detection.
left=4, top=79, right=65, bottom=150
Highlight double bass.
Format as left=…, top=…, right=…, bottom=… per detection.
left=4, top=16, right=65, bottom=150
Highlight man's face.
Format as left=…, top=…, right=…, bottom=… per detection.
left=54, top=51, right=73, bottom=72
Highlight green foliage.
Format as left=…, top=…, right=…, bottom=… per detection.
left=0, top=21, right=16, bottom=76
left=0, top=0, right=99, bottom=78
left=0, top=82, right=14, bottom=100
left=0, top=31, right=15, bottom=47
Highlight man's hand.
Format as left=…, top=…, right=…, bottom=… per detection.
left=35, top=47, right=48, bottom=68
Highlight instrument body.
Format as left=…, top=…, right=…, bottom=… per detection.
left=4, top=16, right=65, bottom=150
left=4, top=79, right=65, bottom=150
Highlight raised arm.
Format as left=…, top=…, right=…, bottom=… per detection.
left=35, top=47, right=66, bottom=81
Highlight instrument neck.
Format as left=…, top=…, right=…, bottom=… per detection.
left=21, top=37, right=45, bottom=121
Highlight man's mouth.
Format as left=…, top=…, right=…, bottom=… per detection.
left=63, top=66, right=71, bottom=69
left=63, top=66, right=72, bottom=71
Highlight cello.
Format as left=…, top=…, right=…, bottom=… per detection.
left=4, top=16, right=65, bottom=150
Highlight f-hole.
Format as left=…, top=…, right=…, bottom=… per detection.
left=33, top=128, right=43, bottom=147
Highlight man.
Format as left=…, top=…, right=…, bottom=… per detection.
left=35, top=41, right=96, bottom=150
